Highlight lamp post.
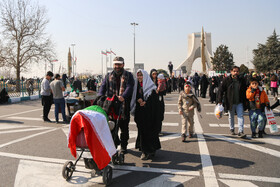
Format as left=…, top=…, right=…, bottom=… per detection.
left=131, top=22, right=138, bottom=74
left=71, top=43, right=75, bottom=77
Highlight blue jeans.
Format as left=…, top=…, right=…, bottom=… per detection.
left=249, top=109, right=265, bottom=133
left=53, top=98, right=66, bottom=122
left=228, top=103, right=244, bottom=133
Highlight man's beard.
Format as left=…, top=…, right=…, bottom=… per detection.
left=114, top=67, right=124, bottom=75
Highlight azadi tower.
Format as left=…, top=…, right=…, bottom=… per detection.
left=177, top=27, right=213, bottom=75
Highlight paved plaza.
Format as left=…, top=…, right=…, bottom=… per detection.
left=0, top=93, right=280, bottom=186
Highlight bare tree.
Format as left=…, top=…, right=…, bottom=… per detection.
left=0, top=0, right=55, bottom=90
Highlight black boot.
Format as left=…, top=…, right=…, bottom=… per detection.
left=251, top=132, right=256, bottom=138
left=258, top=131, right=263, bottom=138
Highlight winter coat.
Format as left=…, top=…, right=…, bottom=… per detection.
left=178, top=91, right=197, bottom=116
left=217, top=75, right=248, bottom=111
left=246, top=86, right=269, bottom=111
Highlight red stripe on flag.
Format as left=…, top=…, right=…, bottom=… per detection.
left=68, top=112, right=111, bottom=170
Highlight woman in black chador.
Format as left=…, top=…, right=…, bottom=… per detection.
left=131, top=69, right=161, bottom=160
left=200, top=74, right=209, bottom=98
left=209, top=76, right=218, bottom=103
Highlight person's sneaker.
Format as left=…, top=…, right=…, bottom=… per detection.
left=230, top=129, right=236, bottom=135
left=251, top=132, right=256, bottom=138
left=238, top=132, right=247, bottom=138
left=120, top=147, right=127, bottom=154
left=140, top=153, right=149, bottom=160
left=181, top=134, right=186, bottom=142
left=224, top=112, right=229, bottom=116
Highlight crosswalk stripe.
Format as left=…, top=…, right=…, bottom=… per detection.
left=0, top=108, right=41, bottom=118
left=0, top=127, right=52, bottom=134
left=209, top=124, right=280, bottom=128
left=165, top=104, right=177, bottom=106
left=204, top=104, right=215, bottom=106
left=219, top=179, right=258, bottom=187
left=0, top=128, right=58, bottom=149
left=205, top=133, right=280, bottom=158
left=135, top=174, right=194, bottom=187
left=219, top=173, right=280, bottom=183
left=113, top=165, right=199, bottom=176
left=130, top=122, right=179, bottom=127
left=14, top=160, right=131, bottom=187
left=165, top=112, right=178, bottom=115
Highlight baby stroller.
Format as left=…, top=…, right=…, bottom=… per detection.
left=62, top=96, right=124, bottom=185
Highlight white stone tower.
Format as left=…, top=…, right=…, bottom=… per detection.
left=177, top=27, right=213, bottom=75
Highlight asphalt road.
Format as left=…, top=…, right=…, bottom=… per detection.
left=0, top=92, right=280, bottom=187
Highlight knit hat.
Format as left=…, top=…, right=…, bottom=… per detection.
left=113, top=56, right=124, bottom=64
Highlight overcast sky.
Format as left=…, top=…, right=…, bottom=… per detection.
left=21, top=0, right=280, bottom=77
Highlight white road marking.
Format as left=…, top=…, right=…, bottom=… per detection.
left=14, top=160, right=131, bottom=187
left=219, top=179, right=258, bottom=187
left=0, top=127, right=52, bottom=134
left=253, top=136, right=280, bottom=147
left=219, top=173, right=280, bottom=183
left=0, top=108, right=42, bottom=118
left=113, top=165, right=200, bottom=176
left=0, top=128, right=58, bottom=149
left=209, top=124, right=280, bottom=129
left=126, top=132, right=181, bottom=150
left=205, top=134, right=280, bottom=158
left=135, top=174, right=194, bottom=187
left=273, top=109, right=280, bottom=112
left=206, top=112, right=215, bottom=115
left=194, top=111, right=219, bottom=186
left=204, top=104, right=215, bottom=106
left=0, top=124, right=30, bottom=130
left=130, top=122, right=179, bottom=127
left=165, top=104, right=177, bottom=106
left=165, top=112, right=178, bottom=115
left=8, top=116, right=56, bottom=122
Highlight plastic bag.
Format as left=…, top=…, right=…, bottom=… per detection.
left=265, top=107, right=278, bottom=133
left=215, top=104, right=224, bottom=120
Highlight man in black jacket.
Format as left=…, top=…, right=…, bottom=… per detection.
left=217, top=66, right=248, bottom=138
left=98, top=56, right=134, bottom=153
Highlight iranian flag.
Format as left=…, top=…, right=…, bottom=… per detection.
left=67, top=106, right=116, bottom=170
left=101, top=51, right=107, bottom=55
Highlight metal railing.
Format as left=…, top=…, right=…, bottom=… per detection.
left=0, top=78, right=101, bottom=98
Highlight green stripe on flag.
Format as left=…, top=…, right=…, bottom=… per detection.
left=83, top=105, right=109, bottom=122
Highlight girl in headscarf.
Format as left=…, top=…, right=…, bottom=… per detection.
left=131, top=69, right=161, bottom=160
left=150, top=69, right=166, bottom=134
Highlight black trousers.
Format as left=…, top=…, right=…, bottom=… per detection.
left=41, top=95, right=52, bottom=120
left=114, top=117, right=130, bottom=149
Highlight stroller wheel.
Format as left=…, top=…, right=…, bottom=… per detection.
left=118, top=152, right=125, bottom=165
left=112, top=153, right=119, bottom=165
left=102, top=166, right=113, bottom=185
left=62, top=161, right=74, bottom=181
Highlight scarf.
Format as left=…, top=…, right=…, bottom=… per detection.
left=130, top=69, right=157, bottom=116
left=107, top=70, right=128, bottom=96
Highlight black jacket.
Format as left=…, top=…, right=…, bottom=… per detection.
left=217, top=75, right=248, bottom=111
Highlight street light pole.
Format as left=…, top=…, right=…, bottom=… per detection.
left=71, top=43, right=75, bottom=77
left=131, top=22, right=138, bottom=74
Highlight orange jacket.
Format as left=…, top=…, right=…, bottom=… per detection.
left=246, top=86, right=269, bottom=110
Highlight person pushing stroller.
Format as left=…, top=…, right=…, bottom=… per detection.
left=98, top=56, right=134, bottom=154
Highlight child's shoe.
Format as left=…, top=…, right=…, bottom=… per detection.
left=181, top=134, right=186, bottom=142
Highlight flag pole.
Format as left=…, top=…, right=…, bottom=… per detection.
left=110, top=48, right=112, bottom=68
left=101, top=51, right=103, bottom=78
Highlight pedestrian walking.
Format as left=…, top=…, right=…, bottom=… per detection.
left=50, top=74, right=67, bottom=123
left=193, top=73, right=200, bottom=96
left=200, top=74, right=209, bottom=98
left=178, top=82, right=200, bottom=141
left=86, top=76, right=97, bottom=91
left=130, top=69, right=161, bottom=160
left=178, top=75, right=185, bottom=93
left=41, top=71, right=54, bottom=122
left=150, top=69, right=166, bottom=134
left=98, top=56, right=134, bottom=154
left=270, top=74, right=278, bottom=100
left=217, top=66, right=248, bottom=138
left=209, top=76, right=218, bottom=103
left=168, top=61, right=173, bottom=76
left=246, top=78, right=270, bottom=138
